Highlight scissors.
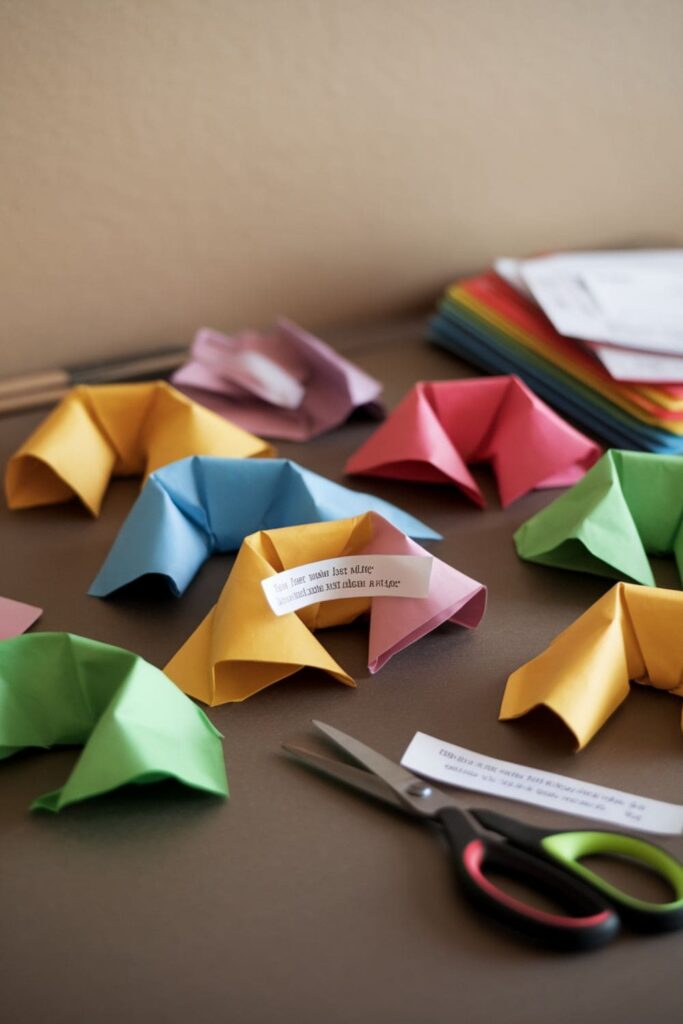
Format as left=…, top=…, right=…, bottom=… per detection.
left=282, top=721, right=683, bottom=952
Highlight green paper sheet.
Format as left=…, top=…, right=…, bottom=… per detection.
left=0, top=632, right=228, bottom=811
left=514, top=450, right=683, bottom=587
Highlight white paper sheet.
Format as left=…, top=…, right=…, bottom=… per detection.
left=589, top=343, right=683, bottom=383
left=401, top=731, right=683, bottom=835
left=520, top=251, right=683, bottom=355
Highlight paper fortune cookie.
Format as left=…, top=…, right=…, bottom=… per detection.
left=500, top=583, right=683, bottom=749
left=0, top=632, right=228, bottom=811
left=164, top=512, right=486, bottom=705
left=5, top=381, right=273, bottom=515
left=346, top=376, right=600, bottom=507
left=90, top=456, right=439, bottom=597
left=515, top=449, right=683, bottom=587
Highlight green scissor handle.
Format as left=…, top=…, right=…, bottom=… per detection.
left=472, top=809, right=683, bottom=933
left=541, top=830, right=683, bottom=932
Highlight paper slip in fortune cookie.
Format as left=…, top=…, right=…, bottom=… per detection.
left=515, top=449, right=683, bottom=587
left=0, top=633, right=228, bottom=811
left=90, top=456, right=440, bottom=597
left=172, top=319, right=384, bottom=441
left=5, top=381, right=273, bottom=516
left=500, top=583, right=683, bottom=750
left=164, top=512, right=486, bottom=705
left=346, top=376, right=600, bottom=507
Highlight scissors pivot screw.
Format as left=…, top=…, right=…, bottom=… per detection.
left=406, top=781, right=433, bottom=798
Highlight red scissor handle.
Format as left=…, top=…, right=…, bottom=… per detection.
left=439, top=807, right=619, bottom=952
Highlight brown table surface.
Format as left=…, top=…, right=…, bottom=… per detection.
left=1, top=319, right=682, bottom=1024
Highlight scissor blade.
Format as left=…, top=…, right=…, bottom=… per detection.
left=313, top=721, right=419, bottom=791
left=311, top=721, right=458, bottom=819
left=282, top=744, right=404, bottom=809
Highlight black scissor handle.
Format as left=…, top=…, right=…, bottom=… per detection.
left=438, top=807, right=620, bottom=952
left=472, top=808, right=683, bottom=933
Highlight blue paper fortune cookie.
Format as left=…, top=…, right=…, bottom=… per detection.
left=89, top=457, right=440, bottom=597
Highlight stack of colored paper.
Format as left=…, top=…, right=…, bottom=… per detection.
left=429, top=261, right=683, bottom=454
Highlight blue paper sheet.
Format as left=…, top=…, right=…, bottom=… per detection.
left=90, top=457, right=440, bottom=597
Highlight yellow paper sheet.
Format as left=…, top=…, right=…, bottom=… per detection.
left=5, top=381, right=274, bottom=515
left=500, top=583, right=683, bottom=749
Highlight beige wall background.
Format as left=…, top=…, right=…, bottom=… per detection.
left=2, top=0, right=683, bottom=376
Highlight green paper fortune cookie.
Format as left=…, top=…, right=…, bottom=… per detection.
left=0, top=632, right=228, bottom=811
left=514, top=450, right=683, bottom=587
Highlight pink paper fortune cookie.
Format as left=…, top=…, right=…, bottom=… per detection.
left=346, top=376, right=601, bottom=508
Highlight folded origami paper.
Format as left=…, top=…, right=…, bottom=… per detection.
left=172, top=319, right=384, bottom=441
left=345, top=377, right=601, bottom=507
left=500, top=583, right=683, bottom=750
left=164, top=512, right=486, bottom=705
left=90, top=456, right=440, bottom=597
left=0, top=633, right=228, bottom=811
left=5, top=381, right=273, bottom=515
left=515, top=450, right=683, bottom=587
left=0, top=596, right=42, bottom=639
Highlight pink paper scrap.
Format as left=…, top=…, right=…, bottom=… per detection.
left=0, top=596, right=43, bottom=640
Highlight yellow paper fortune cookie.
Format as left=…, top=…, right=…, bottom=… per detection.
left=5, top=381, right=274, bottom=515
left=500, top=582, right=683, bottom=749
left=164, top=512, right=486, bottom=705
